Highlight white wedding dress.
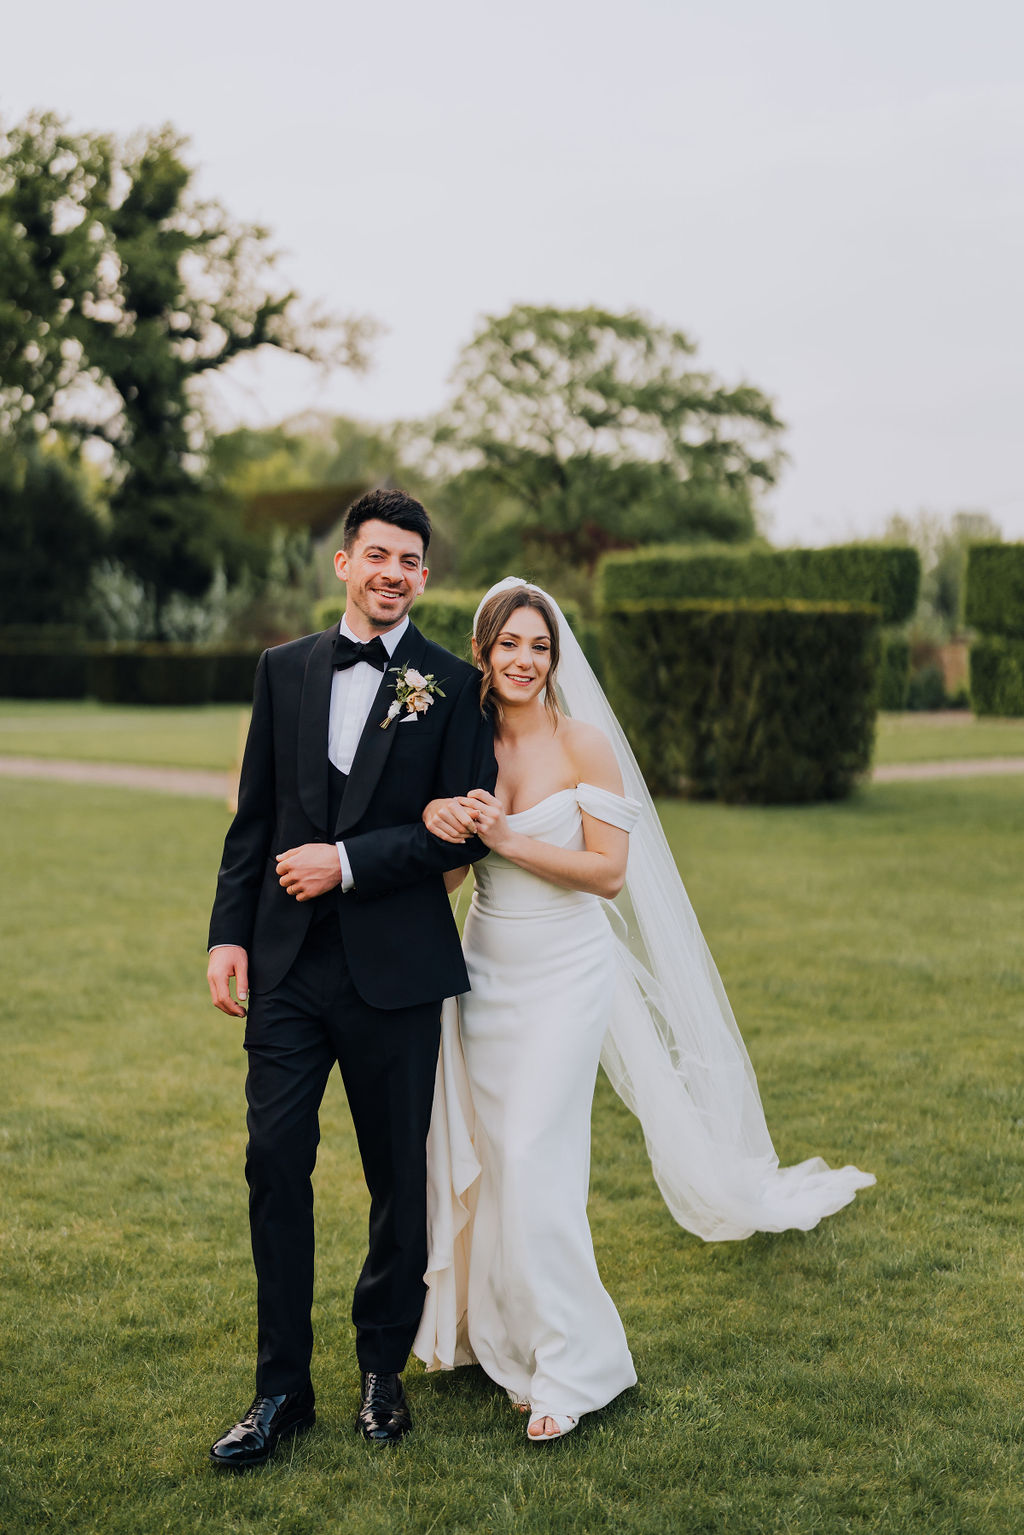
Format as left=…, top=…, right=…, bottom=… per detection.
left=413, top=576, right=875, bottom=1421
left=414, top=783, right=641, bottom=1419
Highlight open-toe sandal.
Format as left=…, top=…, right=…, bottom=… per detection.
left=527, top=1412, right=577, bottom=1442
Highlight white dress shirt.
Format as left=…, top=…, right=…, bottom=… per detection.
left=332, top=613, right=409, bottom=891
left=211, top=613, right=408, bottom=948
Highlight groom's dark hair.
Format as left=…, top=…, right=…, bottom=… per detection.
left=343, top=487, right=431, bottom=556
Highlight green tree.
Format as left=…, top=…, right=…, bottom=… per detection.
left=207, top=413, right=407, bottom=500
left=0, top=112, right=376, bottom=613
left=0, top=449, right=104, bottom=626
left=419, top=305, right=784, bottom=589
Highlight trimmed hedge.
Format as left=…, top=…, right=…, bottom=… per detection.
left=208, top=650, right=266, bottom=704
left=0, top=625, right=91, bottom=699
left=87, top=647, right=217, bottom=706
left=86, top=647, right=262, bottom=706
left=969, top=637, right=1024, bottom=717
left=879, top=633, right=911, bottom=711
left=0, top=648, right=90, bottom=699
left=601, top=599, right=880, bottom=803
left=964, top=543, right=1024, bottom=639
left=598, top=543, right=920, bottom=625
left=0, top=646, right=262, bottom=705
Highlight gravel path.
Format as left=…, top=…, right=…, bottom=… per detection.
left=0, top=755, right=230, bottom=798
left=871, top=757, right=1024, bottom=782
left=2, top=752, right=1024, bottom=797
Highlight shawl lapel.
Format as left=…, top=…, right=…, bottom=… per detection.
left=335, top=622, right=431, bottom=836
left=296, top=626, right=338, bottom=832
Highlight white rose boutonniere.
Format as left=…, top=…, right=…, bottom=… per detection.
left=381, top=662, right=446, bottom=729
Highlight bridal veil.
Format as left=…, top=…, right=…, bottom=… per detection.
left=472, top=577, right=874, bottom=1242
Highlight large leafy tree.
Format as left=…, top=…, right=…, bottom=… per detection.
left=422, top=305, right=785, bottom=586
left=0, top=113, right=375, bottom=613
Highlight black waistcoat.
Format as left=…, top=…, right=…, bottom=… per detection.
left=311, top=761, right=349, bottom=927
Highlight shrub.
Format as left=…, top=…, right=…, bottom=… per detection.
left=0, top=641, right=262, bottom=705
left=964, top=543, right=1024, bottom=638
left=209, top=649, right=264, bottom=703
left=86, top=647, right=217, bottom=706
left=907, top=664, right=947, bottom=712
left=0, top=451, right=105, bottom=626
left=879, top=633, right=911, bottom=711
left=597, top=543, right=920, bottom=625
left=969, top=637, right=1024, bottom=716
left=601, top=600, right=880, bottom=804
left=0, top=648, right=89, bottom=699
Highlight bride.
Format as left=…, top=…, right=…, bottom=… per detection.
left=412, top=579, right=874, bottom=1442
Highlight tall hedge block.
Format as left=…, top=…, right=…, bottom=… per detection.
left=878, top=633, right=911, bottom=711
left=601, top=600, right=880, bottom=804
left=598, top=543, right=920, bottom=625
left=969, top=638, right=1024, bottom=716
left=964, top=544, right=1024, bottom=639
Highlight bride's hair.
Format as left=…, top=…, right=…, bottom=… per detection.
left=473, top=584, right=562, bottom=723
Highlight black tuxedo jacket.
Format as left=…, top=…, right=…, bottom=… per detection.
left=208, top=621, right=497, bottom=1009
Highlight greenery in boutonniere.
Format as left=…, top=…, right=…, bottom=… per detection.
left=381, top=663, right=446, bottom=728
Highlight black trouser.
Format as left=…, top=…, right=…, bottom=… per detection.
left=243, top=913, right=442, bottom=1393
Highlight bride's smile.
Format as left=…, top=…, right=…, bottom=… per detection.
left=487, top=611, right=552, bottom=707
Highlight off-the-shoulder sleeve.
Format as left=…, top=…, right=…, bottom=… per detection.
left=576, top=782, right=642, bottom=832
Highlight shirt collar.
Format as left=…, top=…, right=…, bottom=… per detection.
left=338, top=612, right=409, bottom=657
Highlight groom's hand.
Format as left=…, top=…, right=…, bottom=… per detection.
left=422, top=796, right=479, bottom=843
left=208, top=945, right=249, bottom=1018
left=276, top=843, right=343, bottom=901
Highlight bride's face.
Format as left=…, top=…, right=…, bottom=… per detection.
left=487, top=607, right=552, bottom=708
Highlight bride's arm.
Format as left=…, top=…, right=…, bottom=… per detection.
left=420, top=800, right=474, bottom=892
left=467, top=726, right=629, bottom=901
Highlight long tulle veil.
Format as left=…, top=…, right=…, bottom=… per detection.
left=474, top=578, right=874, bottom=1240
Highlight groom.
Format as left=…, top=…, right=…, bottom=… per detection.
left=206, top=488, right=495, bottom=1467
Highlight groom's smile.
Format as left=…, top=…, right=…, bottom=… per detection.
left=334, top=517, right=428, bottom=636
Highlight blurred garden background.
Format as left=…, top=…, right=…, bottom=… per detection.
left=2, top=2, right=1024, bottom=1531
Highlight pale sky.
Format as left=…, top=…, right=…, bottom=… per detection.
left=3, top=0, right=1022, bottom=544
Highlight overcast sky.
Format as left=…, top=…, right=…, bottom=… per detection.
left=3, top=0, right=1022, bottom=544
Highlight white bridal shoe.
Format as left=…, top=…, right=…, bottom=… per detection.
left=527, top=1412, right=577, bottom=1442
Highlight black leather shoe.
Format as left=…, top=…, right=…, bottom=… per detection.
left=209, top=1385, right=316, bottom=1470
left=356, top=1372, right=412, bottom=1443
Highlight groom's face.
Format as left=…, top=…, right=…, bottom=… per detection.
left=334, top=519, right=428, bottom=633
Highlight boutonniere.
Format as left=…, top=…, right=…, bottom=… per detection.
left=380, top=663, right=446, bottom=729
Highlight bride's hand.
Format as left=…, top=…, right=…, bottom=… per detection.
left=465, top=789, right=511, bottom=852
left=423, top=796, right=479, bottom=843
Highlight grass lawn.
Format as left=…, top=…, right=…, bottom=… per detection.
left=5, top=700, right=1024, bottom=777
left=2, top=775, right=1022, bottom=1533
left=875, top=711, right=1024, bottom=765
left=0, top=699, right=246, bottom=771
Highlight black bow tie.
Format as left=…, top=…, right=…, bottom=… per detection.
left=332, top=633, right=391, bottom=673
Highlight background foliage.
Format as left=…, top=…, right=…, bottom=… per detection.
left=0, top=111, right=372, bottom=628
left=602, top=600, right=880, bottom=802
left=964, top=543, right=1024, bottom=716
left=597, top=543, right=920, bottom=626
left=414, top=305, right=784, bottom=595
left=964, top=543, right=1024, bottom=639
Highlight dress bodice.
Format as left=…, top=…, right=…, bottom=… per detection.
left=472, top=784, right=641, bottom=915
